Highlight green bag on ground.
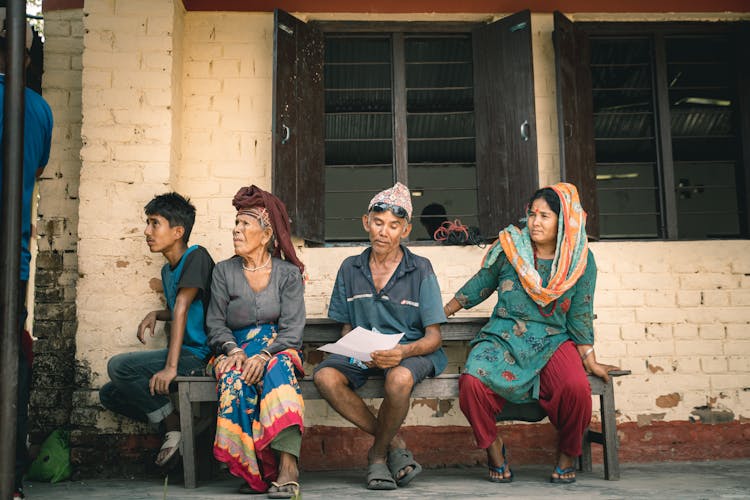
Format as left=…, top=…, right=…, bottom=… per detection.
left=26, top=429, right=72, bottom=483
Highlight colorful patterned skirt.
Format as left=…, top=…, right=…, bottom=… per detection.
left=212, top=323, right=305, bottom=492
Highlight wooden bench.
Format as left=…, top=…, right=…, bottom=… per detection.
left=177, top=317, right=630, bottom=488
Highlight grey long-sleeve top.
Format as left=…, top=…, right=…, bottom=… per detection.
left=206, top=256, right=305, bottom=355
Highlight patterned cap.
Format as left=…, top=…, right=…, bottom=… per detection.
left=368, top=182, right=413, bottom=220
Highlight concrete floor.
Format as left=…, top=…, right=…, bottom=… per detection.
left=22, top=460, right=750, bottom=499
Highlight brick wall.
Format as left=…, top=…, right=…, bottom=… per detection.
left=76, top=0, right=184, bottom=429
left=35, top=4, right=750, bottom=474
left=298, top=242, right=750, bottom=427
left=178, top=12, right=274, bottom=261
left=31, top=6, right=83, bottom=440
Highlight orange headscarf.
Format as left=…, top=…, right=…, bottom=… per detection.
left=482, top=182, right=589, bottom=307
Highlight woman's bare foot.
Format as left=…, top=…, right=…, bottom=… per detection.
left=550, top=452, right=576, bottom=483
left=487, top=436, right=512, bottom=482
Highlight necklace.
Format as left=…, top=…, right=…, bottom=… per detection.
left=533, top=248, right=557, bottom=317
left=242, top=254, right=271, bottom=272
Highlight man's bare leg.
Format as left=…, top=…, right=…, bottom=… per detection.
left=316, top=367, right=418, bottom=480
left=369, top=367, right=414, bottom=480
left=314, top=367, right=379, bottom=433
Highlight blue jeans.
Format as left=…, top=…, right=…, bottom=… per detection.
left=99, top=348, right=206, bottom=424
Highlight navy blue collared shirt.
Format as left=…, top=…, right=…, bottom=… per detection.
left=328, top=245, right=448, bottom=375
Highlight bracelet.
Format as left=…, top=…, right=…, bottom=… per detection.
left=581, top=347, right=594, bottom=361
left=228, top=347, right=244, bottom=356
left=222, top=342, right=238, bottom=355
left=260, top=349, right=273, bottom=359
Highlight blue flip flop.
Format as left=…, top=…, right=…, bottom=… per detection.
left=550, top=465, right=576, bottom=484
left=488, top=444, right=513, bottom=483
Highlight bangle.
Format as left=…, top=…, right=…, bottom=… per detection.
left=581, top=347, right=594, bottom=361
left=222, top=342, right=238, bottom=355
left=260, top=349, right=272, bottom=359
left=228, top=347, right=244, bottom=356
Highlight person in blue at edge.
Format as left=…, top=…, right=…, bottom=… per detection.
left=99, top=193, right=215, bottom=471
left=0, top=19, right=53, bottom=499
left=314, top=183, right=447, bottom=490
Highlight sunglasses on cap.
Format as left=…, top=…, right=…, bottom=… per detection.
left=370, top=202, right=410, bottom=220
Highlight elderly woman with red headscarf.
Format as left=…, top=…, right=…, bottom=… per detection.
left=206, top=185, right=305, bottom=498
left=443, top=183, right=618, bottom=485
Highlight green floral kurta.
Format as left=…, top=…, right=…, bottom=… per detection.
left=456, top=250, right=597, bottom=404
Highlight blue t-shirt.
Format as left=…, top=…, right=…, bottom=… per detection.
left=328, top=245, right=448, bottom=375
left=0, top=75, right=53, bottom=280
left=162, top=245, right=214, bottom=360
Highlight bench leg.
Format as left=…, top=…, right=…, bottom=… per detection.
left=179, top=382, right=197, bottom=488
left=580, top=428, right=593, bottom=473
left=600, top=383, right=620, bottom=480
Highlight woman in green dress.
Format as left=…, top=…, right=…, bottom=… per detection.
left=443, top=183, right=618, bottom=484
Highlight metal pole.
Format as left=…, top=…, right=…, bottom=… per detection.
left=0, top=0, right=27, bottom=497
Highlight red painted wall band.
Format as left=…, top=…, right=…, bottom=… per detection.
left=42, top=0, right=83, bottom=12
left=43, top=0, right=749, bottom=13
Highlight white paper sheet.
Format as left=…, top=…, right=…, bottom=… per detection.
left=317, top=326, right=404, bottom=362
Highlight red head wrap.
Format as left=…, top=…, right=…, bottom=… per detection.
left=232, top=185, right=305, bottom=275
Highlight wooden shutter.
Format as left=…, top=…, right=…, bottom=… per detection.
left=553, top=12, right=599, bottom=239
left=473, top=10, right=539, bottom=238
left=272, top=9, right=325, bottom=242
left=737, top=23, right=750, bottom=237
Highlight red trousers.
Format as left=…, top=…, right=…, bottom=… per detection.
left=458, top=340, right=591, bottom=457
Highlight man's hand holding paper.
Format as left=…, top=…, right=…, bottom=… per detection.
left=370, top=346, right=404, bottom=369
left=318, top=326, right=404, bottom=363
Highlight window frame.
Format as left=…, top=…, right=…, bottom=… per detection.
left=273, top=10, right=540, bottom=245
left=319, top=27, right=478, bottom=242
left=576, top=20, right=750, bottom=240
left=316, top=23, right=483, bottom=243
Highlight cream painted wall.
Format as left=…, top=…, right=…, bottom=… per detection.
left=71, top=3, right=750, bottom=432
left=77, top=0, right=188, bottom=431
left=179, top=12, right=275, bottom=262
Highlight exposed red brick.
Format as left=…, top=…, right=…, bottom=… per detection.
left=148, top=277, right=163, bottom=292
left=42, top=0, right=83, bottom=12
left=648, top=363, right=664, bottom=373
left=656, top=393, right=681, bottom=408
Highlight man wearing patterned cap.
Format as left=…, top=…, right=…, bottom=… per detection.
left=314, top=183, right=447, bottom=490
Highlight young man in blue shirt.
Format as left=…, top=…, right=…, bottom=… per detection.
left=314, top=183, right=447, bottom=490
left=99, top=193, right=214, bottom=468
